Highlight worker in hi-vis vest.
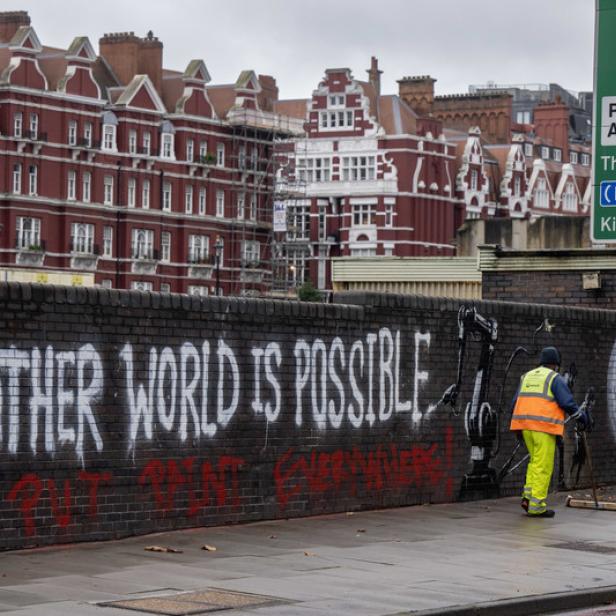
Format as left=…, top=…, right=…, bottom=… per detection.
left=510, top=347, right=589, bottom=518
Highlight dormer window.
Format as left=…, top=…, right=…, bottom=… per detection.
left=329, top=95, right=345, bottom=107
left=159, top=121, right=175, bottom=160
left=581, top=153, right=591, bottom=166
left=541, top=146, right=549, bottom=160
left=524, top=143, right=533, bottom=157
left=101, top=111, right=118, bottom=152
left=570, top=151, right=579, bottom=164
left=553, top=149, right=562, bottom=162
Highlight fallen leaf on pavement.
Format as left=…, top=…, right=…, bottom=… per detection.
left=356, top=529, right=366, bottom=533
left=304, top=551, right=316, bottom=557
left=201, top=544, right=217, bottom=552
left=145, top=545, right=183, bottom=553
left=269, top=535, right=277, bottom=539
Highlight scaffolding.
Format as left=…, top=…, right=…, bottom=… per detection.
left=226, top=107, right=304, bottom=297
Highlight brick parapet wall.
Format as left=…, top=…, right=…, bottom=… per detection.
left=0, top=283, right=614, bottom=550
left=482, top=271, right=616, bottom=307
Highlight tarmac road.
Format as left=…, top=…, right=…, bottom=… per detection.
left=1, top=491, right=616, bottom=615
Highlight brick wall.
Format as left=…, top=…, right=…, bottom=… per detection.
left=1, top=283, right=615, bottom=550
left=483, top=270, right=616, bottom=307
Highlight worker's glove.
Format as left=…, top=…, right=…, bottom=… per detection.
left=574, top=409, right=590, bottom=431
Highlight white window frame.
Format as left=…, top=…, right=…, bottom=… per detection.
left=128, top=129, right=137, bottom=154
left=188, top=285, right=209, bottom=297
left=29, top=113, right=38, bottom=139
left=470, top=169, right=478, bottom=191
left=185, top=185, right=193, bottom=214
left=28, top=165, right=38, bottom=196
left=143, top=132, right=151, bottom=156
left=242, top=240, right=260, bottom=266
left=514, top=175, right=521, bottom=197
left=249, top=194, right=257, bottom=220
left=103, top=175, right=113, bottom=205
left=163, top=182, right=172, bottom=211
left=67, top=170, right=76, bottom=201
left=186, top=139, right=194, bottom=163
left=142, top=179, right=150, bottom=209
left=541, top=146, right=550, bottom=160
left=288, top=205, right=310, bottom=240
left=161, top=231, right=171, bottom=262
left=68, top=120, right=77, bottom=146
left=14, top=112, right=22, bottom=138
left=352, top=203, right=376, bottom=226
left=581, top=153, right=591, bottom=166
left=297, top=157, right=332, bottom=182
left=341, top=156, right=375, bottom=182
left=102, top=124, right=116, bottom=152
left=132, top=281, right=153, bottom=292
left=524, top=143, right=533, bottom=157
left=385, top=204, right=393, bottom=227
left=570, top=151, right=579, bottom=165
left=553, top=149, right=562, bottom=162
left=216, top=143, right=225, bottom=167
left=131, top=228, right=154, bottom=259
left=160, top=282, right=171, bottom=293
left=12, top=163, right=21, bottom=194
left=563, top=182, right=578, bottom=212
left=161, top=133, right=174, bottom=159
left=70, top=222, right=95, bottom=254
left=103, top=226, right=113, bottom=257
left=534, top=178, right=549, bottom=209
left=236, top=192, right=245, bottom=219
left=198, top=188, right=206, bottom=215
left=216, top=190, right=224, bottom=217
left=84, top=122, right=93, bottom=148
left=16, top=217, right=41, bottom=249
left=83, top=172, right=91, bottom=203
left=188, top=234, right=209, bottom=263
left=239, top=145, right=246, bottom=169
left=127, top=178, right=136, bottom=208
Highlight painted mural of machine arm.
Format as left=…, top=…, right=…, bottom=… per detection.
left=439, top=304, right=595, bottom=499
left=439, top=306, right=499, bottom=499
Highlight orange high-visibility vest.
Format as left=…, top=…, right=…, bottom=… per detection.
left=510, top=366, right=565, bottom=436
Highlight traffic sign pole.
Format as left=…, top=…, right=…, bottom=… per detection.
left=592, top=0, right=616, bottom=241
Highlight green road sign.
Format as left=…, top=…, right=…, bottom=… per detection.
left=593, top=0, right=616, bottom=241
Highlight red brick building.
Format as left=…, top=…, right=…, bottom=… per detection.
left=0, top=11, right=301, bottom=295
left=274, top=61, right=460, bottom=291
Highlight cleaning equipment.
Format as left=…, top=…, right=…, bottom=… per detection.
left=566, top=399, right=616, bottom=511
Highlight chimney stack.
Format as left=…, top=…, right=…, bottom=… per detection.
left=0, top=11, right=30, bottom=44
left=99, top=30, right=163, bottom=93
left=367, top=56, right=383, bottom=96
left=397, top=75, right=436, bottom=116
left=258, top=74, right=278, bottom=112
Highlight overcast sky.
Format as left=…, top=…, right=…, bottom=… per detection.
left=21, top=0, right=594, bottom=99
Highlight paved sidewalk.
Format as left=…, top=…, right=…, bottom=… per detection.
left=1, top=492, right=616, bottom=615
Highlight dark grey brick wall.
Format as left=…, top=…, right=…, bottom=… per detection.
left=483, top=270, right=616, bottom=307
left=0, top=283, right=614, bottom=550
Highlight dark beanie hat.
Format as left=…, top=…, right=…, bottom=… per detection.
left=539, top=346, right=561, bottom=366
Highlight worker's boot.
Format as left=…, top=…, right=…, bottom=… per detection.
left=528, top=509, right=555, bottom=518
left=520, top=498, right=529, bottom=512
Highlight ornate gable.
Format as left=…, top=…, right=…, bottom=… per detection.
left=1, top=26, right=47, bottom=89
left=174, top=60, right=216, bottom=118
left=233, top=70, right=261, bottom=110
left=115, top=74, right=166, bottom=113
left=57, top=36, right=101, bottom=99
left=456, top=127, right=492, bottom=216
left=499, top=136, right=529, bottom=216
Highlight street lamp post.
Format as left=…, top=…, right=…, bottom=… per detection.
left=214, top=236, right=224, bottom=296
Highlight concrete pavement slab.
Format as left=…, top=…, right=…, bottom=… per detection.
left=1, top=492, right=616, bottom=614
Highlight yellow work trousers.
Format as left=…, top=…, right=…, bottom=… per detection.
left=522, top=430, right=556, bottom=515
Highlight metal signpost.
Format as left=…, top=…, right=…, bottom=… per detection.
left=593, top=0, right=616, bottom=241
